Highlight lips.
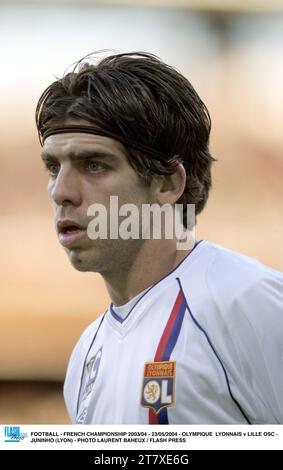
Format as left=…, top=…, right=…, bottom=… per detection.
left=57, top=220, right=85, bottom=234
left=57, top=220, right=87, bottom=247
left=60, top=224, right=83, bottom=235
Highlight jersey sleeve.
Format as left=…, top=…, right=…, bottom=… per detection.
left=225, top=272, right=283, bottom=423
left=63, top=314, right=104, bottom=423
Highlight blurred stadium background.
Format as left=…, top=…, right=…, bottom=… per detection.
left=0, top=0, right=283, bottom=424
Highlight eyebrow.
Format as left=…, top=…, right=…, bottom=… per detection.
left=41, top=149, right=120, bottom=162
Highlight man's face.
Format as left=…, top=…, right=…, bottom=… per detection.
left=41, top=131, right=152, bottom=274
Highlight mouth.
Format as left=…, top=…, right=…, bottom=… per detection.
left=60, top=224, right=83, bottom=234
left=57, top=221, right=87, bottom=247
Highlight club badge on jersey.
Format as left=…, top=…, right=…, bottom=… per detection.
left=141, top=361, right=176, bottom=414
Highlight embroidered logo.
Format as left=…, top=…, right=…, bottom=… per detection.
left=141, top=361, right=176, bottom=414
left=82, top=346, right=103, bottom=400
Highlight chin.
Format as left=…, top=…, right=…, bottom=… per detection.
left=67, top=249, right=103, bottom=273
left=70, top=260, right=91, bottom=272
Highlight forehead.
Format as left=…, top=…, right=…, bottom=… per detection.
left=42, top=132, right=128, bottom=160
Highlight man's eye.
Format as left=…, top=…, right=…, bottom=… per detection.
left=45, top=163, right=59, bottom=176
left=85, top=160, right=104, bottom=172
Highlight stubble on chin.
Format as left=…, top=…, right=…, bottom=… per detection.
left=66, top=237, right=145, bottom=276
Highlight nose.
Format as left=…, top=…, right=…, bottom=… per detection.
left=49, top=166, right=82, bottom=207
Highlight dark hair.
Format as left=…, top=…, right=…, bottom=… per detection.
left=36, top=50, right=216, bottom=228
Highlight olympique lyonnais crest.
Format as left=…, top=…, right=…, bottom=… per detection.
left=141, top=361, right=176, bottom=414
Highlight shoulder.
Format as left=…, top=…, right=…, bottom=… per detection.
left=182, top=241, right=283, bottom=421
left=203, top=241, right=283, bottom=340
left=67, top=313, right=105, bottom=374
left=204, top=242, right=283, bottom=421
left=204, top=241, right=283, bottom=315
left=70, top=314, right=105, bottom=359
left=180, top=240, right=283, bottom=316
left=63, top=312, right=105, bottom=422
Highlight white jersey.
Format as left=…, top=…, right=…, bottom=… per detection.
left=64, top=240, right=283, bottom=424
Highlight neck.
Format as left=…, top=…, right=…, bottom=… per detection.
left=103, top=235, right=196, bottom=306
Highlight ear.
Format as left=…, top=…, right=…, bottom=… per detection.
left=155, top=163, right=187, bottom=205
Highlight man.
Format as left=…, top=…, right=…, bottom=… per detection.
left=36, top=51, right=283, bottom=424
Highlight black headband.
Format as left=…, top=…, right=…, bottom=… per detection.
left=41, top=125, right=181, bottom=169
